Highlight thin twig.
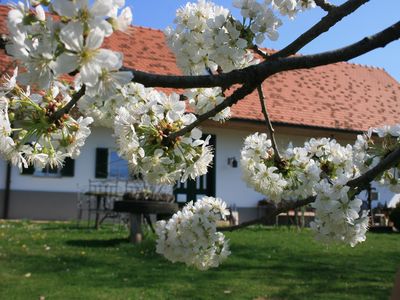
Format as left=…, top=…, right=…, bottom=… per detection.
left=50, top=85, right=86, bottom=121
left=167, top=83, right=259, bottom=141
left=251, top=45, right=268, bottom=59
left=257, top=85, right=282, bottom=163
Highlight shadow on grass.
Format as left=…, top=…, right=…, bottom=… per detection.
left=2, top=225, right=398, bottom=300
left=226, top=241, right=398, bottom=300
left=66, top=238, right=129, bottom=248
left=41, top=224, right=126, bottom=231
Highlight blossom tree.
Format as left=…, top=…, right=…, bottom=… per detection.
left=1, top=0, right=400, bottom=270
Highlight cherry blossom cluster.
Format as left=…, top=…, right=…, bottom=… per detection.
left=165, top=0, right=257, bottom=74
left=270, top=0, right=316, bottom=19
left=185, top=87, right=231, bottom=122
left=240, top=133, right=287, bottom=201
left=78, top=82, right=147, bottom=128
left=311, top=180, right=369, bottom=247
left=114, top=84, right=213, bottom=184
left=0, top=69, right=93, bottom=170
left=7, top=0, right=132, bottom=97
left=155, top=196, right=231, bottom=270
left=166, top=0, right=316, bottom=74
left=240, top=132, right=368, bottom=246
left=232, top=0, right=316, bottom=44
left=233, top=0, right=282, bottom=45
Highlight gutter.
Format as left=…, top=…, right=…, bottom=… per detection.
left=229, top=117, right=364, bottom=135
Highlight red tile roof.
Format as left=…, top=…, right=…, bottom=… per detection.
left=1, top=5, right=399, bottom=132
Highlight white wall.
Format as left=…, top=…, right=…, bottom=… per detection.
left=0, top=124, right=397, bottom=208
left=2, top=127, right=116, bottom=193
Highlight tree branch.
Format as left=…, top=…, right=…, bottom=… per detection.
left=348, top=146, right=400, bottom=192
left=219, top=144, right=400, bottom=232
left=271, top=0, right=367, bottom=58
left=251, top=45, right=269, bottom=59
left=255, top=20, right=400, bottom=81
left=314, top=0, right=336, bottom=12
left=124, top=66, right=255, bottom=89
left=129, top=20, right=400, bottom=89
left=50, top=85, right=86, bottom=121
left=257, top=85, right=282, bottom=163
left=159, top=21, right=400, bottom=146
left=167, top=83, right=259, bottom=141
left=124, top=0, right=370, bottom=89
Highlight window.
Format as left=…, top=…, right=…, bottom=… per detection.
left=21, top=157, right=75, bottom=177
left=34, top=165, right=61, bottom=177
left=95, top=148, right=130, bottom=179
left=109, top=151, right=130, bottom=179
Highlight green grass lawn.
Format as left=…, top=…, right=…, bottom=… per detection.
left=0, top=221, right=398, bottom=300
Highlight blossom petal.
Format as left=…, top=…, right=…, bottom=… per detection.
left=96, top=49, right=121, bottom=69
left=86, top=28, right=105, bottom=50
left=60, top=22, right=84, bottom=52
left=53, top=53, right=79, bottom=75
left=90, top=0, right=114, bottom=17
left=80, top=62, right=101, bottom=86
left=52, top=0, right=77, bottom=18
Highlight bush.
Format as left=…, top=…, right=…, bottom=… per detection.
left=389, top=203, right=400, bottom=230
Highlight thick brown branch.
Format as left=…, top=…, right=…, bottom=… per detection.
left=262, top=21, right=400, bottom=77
left=271, top=0, right=367, bottom=58
left=129, top=20, right=400, bottom=89
left=125, top=67, right=256, bottom=89
left=125, top=0, right=369, bottom=89
left=50, top=85, right=86, bottom=121
left=167, top=83, right=258, bottom=141
left=314, top=0, right=336, bottom=12
left=257, top=85, right=282, bottom=162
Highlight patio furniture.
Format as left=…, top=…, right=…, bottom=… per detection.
left=77, top=179, right=124, bottom=229
left=114, top=196, right=178, bottom=243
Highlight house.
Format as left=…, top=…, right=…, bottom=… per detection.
left=0, top=6, right=400, bottom=222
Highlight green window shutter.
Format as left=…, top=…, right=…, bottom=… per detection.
left=95, top=148, right=108, bottom=178
left=21, top=164, right=35, bottom=175
left=61, top=157, right=75, bottom=177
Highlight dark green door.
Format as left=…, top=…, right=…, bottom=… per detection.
left=174, top=135, right=216, bottom=206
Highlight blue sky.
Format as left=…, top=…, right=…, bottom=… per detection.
left=129, top=0, right=400, bottom=81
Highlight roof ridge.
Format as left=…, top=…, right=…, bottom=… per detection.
left=132, top=25, right=164, bottom=33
